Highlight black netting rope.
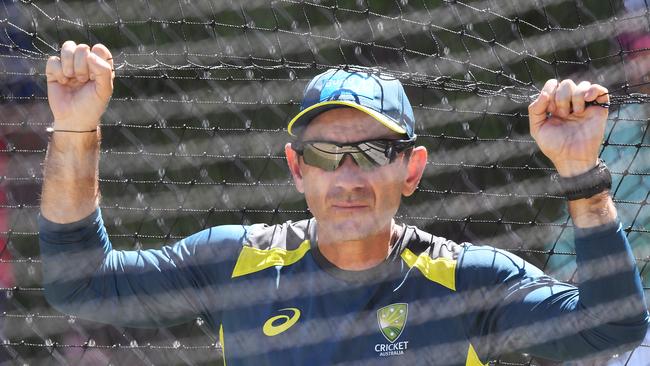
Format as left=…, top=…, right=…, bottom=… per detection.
left=2, top=0, right=649, bottom=365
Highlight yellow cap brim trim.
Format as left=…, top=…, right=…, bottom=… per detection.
left=287, top=100, right=407, bottom=137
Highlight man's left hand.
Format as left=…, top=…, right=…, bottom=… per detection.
left=528, top=79, right=609, bottom=177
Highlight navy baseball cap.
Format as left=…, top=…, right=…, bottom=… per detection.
left=287, top=68, right=416, bottom=138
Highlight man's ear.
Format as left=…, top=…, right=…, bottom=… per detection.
left=285, top=143, right=305, bottom=193
left=402, top=146, right=427, bottom=197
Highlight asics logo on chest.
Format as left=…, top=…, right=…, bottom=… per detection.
left=262, top=308, right=301, bottom=336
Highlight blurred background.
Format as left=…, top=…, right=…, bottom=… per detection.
left=0, top=0, right=649, bottom=364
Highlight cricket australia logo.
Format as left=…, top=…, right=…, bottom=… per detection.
left=374, top=303, right=409, bottom=357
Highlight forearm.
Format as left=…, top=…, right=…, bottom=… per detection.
left=569, top=193, right=647, bottom=352
left=465, top=228, right=648, bottom=360
left=41, top=129, right=100, bottom=223
left=39, top=209, right=206, bottom=328
left=564, top=222, right=649, bottom=356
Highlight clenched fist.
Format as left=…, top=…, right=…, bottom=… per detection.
left=45, top=41, right=114, bottom=131
left=528, top=79, right=609, bottom=177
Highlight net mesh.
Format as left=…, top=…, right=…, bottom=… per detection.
left=1, top=0, right=649, bottom=364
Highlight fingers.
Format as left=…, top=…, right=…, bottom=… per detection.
left=89, top=44, right=114, bottom=100
left=532, top=79, right=607, bottom=119
left=73, top=44, right=91, bottom=83
left=554, top=79, right=577, bottom=118
left=46, top=41, right=80, bottom=85
left=60, top=40, right=77, bottom=79
left=48, top=41, right=91, bottom=85
left=45, top=56, right=67, bottom=85
left=571, top=81, right=591, bottom=114
left=90, top=44, right=113, bottom=72
left=528, top=78, right=608, bottom=138
left=52, top=42, right=114, bottom=83
left=586, top=83, right=609, bottom=105
left=528, top=79, right=557, bottom=134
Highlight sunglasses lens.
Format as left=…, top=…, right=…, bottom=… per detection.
left=302, top=143, right=344, bottom=171
left=356, top=142, right=391, bottom=168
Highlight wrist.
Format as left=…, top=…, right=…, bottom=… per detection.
left=552, top=159, right=612, bottom=201
left=52, top=118, right=100, bottom=131
left=47, top=126, right=101, bottom=152
left=553, top=158, right=599, bottom=177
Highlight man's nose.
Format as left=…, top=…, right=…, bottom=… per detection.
left=333, top=154, right=367, bottom=187
left=337, top=153, right=360, bottom=170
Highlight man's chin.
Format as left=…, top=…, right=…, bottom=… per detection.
left=318, top=218, right=387, bottom=242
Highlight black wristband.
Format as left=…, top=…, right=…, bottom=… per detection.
left=552, top=159, right=612, bottom=201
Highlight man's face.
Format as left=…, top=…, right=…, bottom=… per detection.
left=285, top=108, right=425, bottom=242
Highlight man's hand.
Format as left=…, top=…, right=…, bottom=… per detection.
left=45, top=41, right=114, bottom=130
left=528, top=79, right=609, bottom=177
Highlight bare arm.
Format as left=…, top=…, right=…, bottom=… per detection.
left=41, top=131, right=100, bottom=223
left=41, top=41, right=114, bottom=223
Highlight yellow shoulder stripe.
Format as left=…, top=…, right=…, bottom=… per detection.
left=400, top=248, right=457, bottom=291
left=231, top=240, right=311, bottom=278
left=219, top=324, right=227, bottom=366
left=466, top=344, right=487, bottom=366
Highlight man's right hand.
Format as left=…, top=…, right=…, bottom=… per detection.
left=45, top=41, right=114, bottom=131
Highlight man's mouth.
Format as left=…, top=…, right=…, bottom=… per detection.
left=331, top=202, right=369, bottom=209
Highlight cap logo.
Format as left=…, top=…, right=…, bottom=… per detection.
left=317, top=74, right=376, bottom=105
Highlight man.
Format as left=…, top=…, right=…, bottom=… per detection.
left=39, top=41, right=648, bottom=365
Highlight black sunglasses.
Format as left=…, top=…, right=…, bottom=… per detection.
left=291, top=137, right=416, bottom=171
